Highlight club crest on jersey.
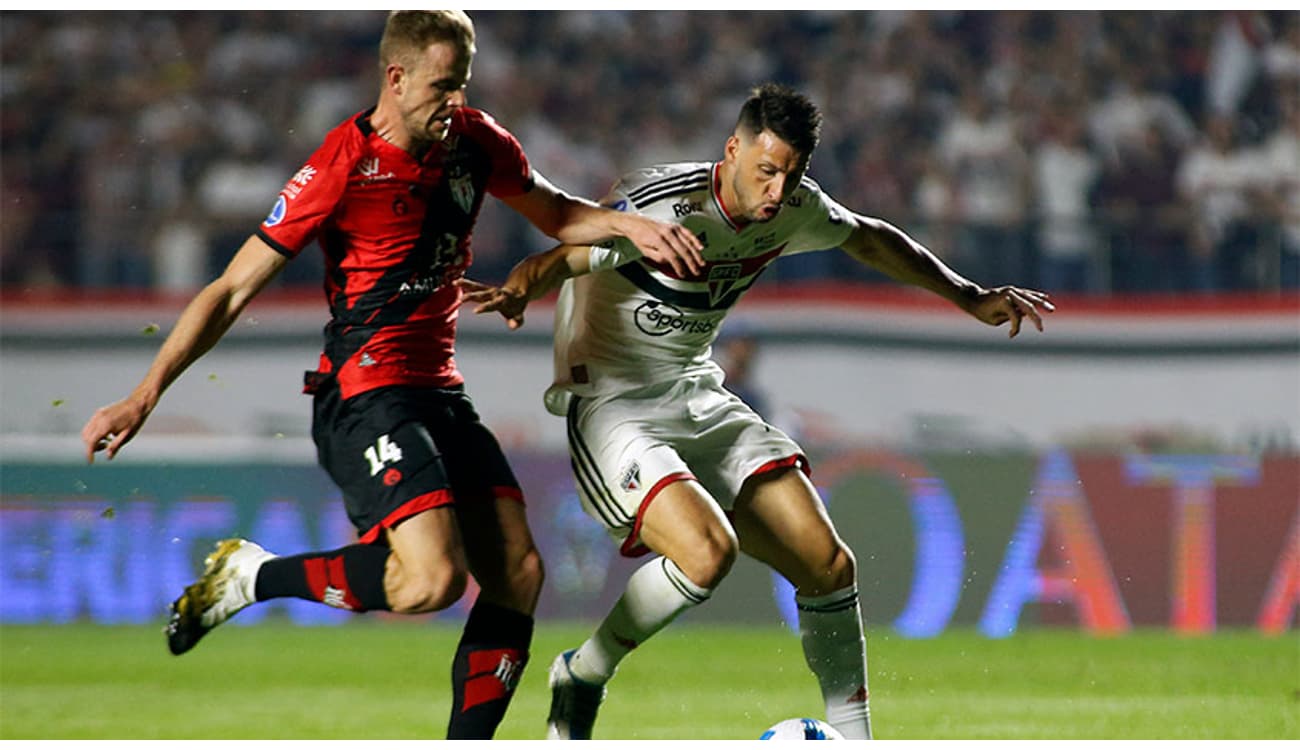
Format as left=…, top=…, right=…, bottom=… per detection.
left=450, top=173, right=476, bottom=214
left=707, top=263, right=743, bottom=306
left=618, top=461, right=641, bottom=492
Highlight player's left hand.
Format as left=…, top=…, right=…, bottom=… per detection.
left=969, top=285, right=1055, bottom=338
left=458, top=278, right=529, bottom=329
left=621, top=215, right=706, bottom=277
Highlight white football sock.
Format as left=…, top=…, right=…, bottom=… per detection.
left=568, top=556, right=711, bottom=684
left=797, top=585, right=872, bottom=740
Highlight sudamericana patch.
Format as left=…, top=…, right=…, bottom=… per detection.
left=264, top=195, right=287, bottom=227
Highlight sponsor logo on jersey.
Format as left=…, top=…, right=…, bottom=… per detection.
left=263, top=195, right=287, bottom=227
left=618, top=461, right=641, bottom=492
left=754, top=231, right=778, bottom=251
left=604, top=198, right=629, bottom=212
left=282, top=165, right=318, bottom=200
left=707, top=263, right=743, bottom=306
left=633, top=300, right=720, bottom=337
left=672, top=199, right=704, bottom=218
left=354, top=156, right=396, bottom=184
left=356, top=157, right=380, bottom=177
left=450, top=173, right=476, bottom=214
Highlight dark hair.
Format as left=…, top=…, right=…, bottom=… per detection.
left=735, top=83, right=822, bottom=157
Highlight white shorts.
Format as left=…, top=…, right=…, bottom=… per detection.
left=564, top=375, right=807, bottom=557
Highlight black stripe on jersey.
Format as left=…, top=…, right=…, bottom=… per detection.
left=630, top=178, right=710, bottom=211
left=796, top=590, right=859, bottom=614
left=624, top=168, right=709, bottom=204
left=661, top=557, right=710, bottom=604
left=616, top=260, right=768, bottom=312
left=567, top=398, right=633, bottom=528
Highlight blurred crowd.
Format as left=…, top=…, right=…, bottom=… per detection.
left=3, top=10, right=1298, bottom=295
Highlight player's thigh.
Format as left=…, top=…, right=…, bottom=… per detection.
left=384, top=505, right=469, bottom=586
left=455, top=496, right=543, bottom=613
left=732, top=467, right=853, bottom=594
left=568, top=391, right=735, bottom=575
left=636, top=478, right=737, bottom=587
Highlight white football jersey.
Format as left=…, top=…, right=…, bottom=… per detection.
left=545, top=161, right=855, bottom=415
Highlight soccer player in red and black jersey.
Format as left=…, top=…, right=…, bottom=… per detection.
left=80, top=10, right=703, bottom=740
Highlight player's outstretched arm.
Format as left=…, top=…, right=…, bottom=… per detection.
left=840, top=214, right=1055, bottom=338
left=502, top=172, right=704, bottom=277
left=458, top=243, right=591, bottom=330
left=80, top=235, right=288, bottom=463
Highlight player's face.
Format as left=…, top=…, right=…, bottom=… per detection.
left=726, top=129, right=807, bottom=223
left=395, top=41, right=471, bottom=143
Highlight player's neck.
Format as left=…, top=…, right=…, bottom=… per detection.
left=713, top=160, right=748, bottom=230
left=368, top=98, right=422, bottom=157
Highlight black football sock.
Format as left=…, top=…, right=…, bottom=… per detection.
left=253, top=544, right=391, bottom=611
left=446, top=599, right=535, bottom=739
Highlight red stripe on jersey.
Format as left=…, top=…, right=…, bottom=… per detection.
left=358, top=489, right=455, bottom=545
left=256, top=107, right=532, bottom=400
left=620, top=472, right=696, bottom=558
left=644, top=243, right=786, bottom=282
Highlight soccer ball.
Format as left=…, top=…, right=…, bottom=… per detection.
left=760, top=718, right=845, bottom=740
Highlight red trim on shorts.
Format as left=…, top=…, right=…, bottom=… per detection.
left=492, top=485, right=525, bottom=504
left=358, top=489, right=455, bottom=545
left=749, top=454, right=812, bottom=481
left=619, top=471, right=695, bottom=558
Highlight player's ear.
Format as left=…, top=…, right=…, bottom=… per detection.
left=724, top=134, right=741, bottom=164
left=386, top=63, right=406, bottom=95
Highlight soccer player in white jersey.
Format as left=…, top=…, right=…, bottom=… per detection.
left=460, top=83, right=1054, bottom=740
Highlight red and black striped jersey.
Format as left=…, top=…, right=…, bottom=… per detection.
left=257, top=107, right=533, bottom=399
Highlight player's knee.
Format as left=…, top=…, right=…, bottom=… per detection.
left=824, top=541, right=857, bottom=591
left=509, top=544, right=545, bottom=603
left=677, top=525, right=738, bottom=590
left=388, top=565, right=469, bottom=614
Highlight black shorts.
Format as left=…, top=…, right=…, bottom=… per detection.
left=312, top=381, right=522, bottom=545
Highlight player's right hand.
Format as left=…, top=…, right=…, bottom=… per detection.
left=621, top=214, right=705, bottom=278
left=458, top=279, right=529, bottom=330
left=81, top=395, right=151, bottom=464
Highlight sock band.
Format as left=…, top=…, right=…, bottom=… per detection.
left=661, top=557, right=711, bottom=604
left=796, top=586, right=859, bottom=613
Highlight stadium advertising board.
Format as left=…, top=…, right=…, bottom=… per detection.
left=1, top=449, right=1295, bottom=635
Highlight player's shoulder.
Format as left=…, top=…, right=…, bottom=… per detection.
left=616, top=161, right=712, bottom=209
left=453, top=107, right=516, bottom=142
left=310, top=110, right=370, bottom=167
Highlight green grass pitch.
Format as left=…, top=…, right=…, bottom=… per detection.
left=1, top=621, right=1295, bottom=739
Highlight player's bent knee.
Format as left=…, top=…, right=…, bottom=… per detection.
left=824, top=541, right=857, bottom=591
left=677, top=526, right=739, bottom=590
left=510, top=544, right=545, bottom=602
left=388, top=566, right=469, bottom=614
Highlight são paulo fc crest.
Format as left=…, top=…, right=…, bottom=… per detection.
left=450, top=173, right=476, bottom=214
left=618, top=461, right=641, bottom=492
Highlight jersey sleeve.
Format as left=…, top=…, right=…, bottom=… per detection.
left=256, top=126, right=356, bottom=258
left=587, top=182, right=642, bottom=272
left=472, top=110, right=533, bottom=198
left=781, top=179, right=856, bottom=256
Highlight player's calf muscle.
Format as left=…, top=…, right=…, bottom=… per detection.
left=385, top=560, right=468, bottom=613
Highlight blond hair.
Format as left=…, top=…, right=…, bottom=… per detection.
left=379, top=10, right=475, bottom=69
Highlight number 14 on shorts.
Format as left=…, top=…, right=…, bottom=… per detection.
left=363, top=434, right=404, bottom=476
